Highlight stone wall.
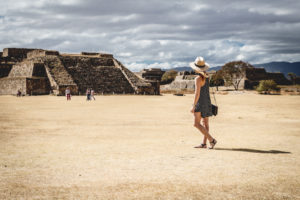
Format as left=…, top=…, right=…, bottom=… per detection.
left=244, top=68, right=291, bottom=89
left=0, top=56, right=17, bottom=64
left=161, top=80, right=195, bottom=91
left=3, top=48, right=36, bottom=60
left=0, top=65, right=12, bottom=78
left=245, top=68, right=267, bottom=80
left=0, top=77, right=50, bottom=95
left=141, top=68, right=165, bottom=81
left=27, top=50, right=59, bottom=59
left=32, top=63, right=48, bottom=77
left=266, top=72, right=291, bottom=85
left=81, top=52, right=99, bottom=56
left=0, top=77, right=27, bottom=95
left=26, top=77, right=51, bottom=95
left=61, top=56, right=114, bottom=67
left=99, top=53, right=113, bottom=58
left=8, top=61, right=34, bottom=77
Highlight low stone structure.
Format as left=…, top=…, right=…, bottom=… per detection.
left=160, top=71, right=196, bottom=92
left=141, top=68, right=165, bottom=95
left=0, top=49, right=24, bottom=78
left=243, top=68, right=291, bottom=89
left=0, top=48, right=157, bottom=95
left=161, top=67, right=290, bottom=92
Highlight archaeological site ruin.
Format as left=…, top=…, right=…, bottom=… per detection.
left=0, top=48, right=158, bottom=95
left=160, top=67, right=291, bottom=92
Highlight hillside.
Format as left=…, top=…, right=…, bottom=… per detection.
left=253, top=62, right=300, bottom=76
left=162, top=62, right=300, bottom=77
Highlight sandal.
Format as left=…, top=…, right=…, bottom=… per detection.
left=194, top=143, right=207, bottom=148
left=209, top=139, right=217, bottom=149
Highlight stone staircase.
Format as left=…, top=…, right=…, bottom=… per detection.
left=114, top=60, right=151, bottom=94
left=43, top=56, right=77, bottom=94
left=61, top=56, right=134, bottom=94
left=44, top=56, right=76, bottom=85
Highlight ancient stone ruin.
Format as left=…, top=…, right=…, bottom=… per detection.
left=140, top=68, right=165, bottom=95
left=160, top=71, right=214, bottom=92
left=0, top=48, right=157, bottom=95
left=243, top=67, right=291, bottom=89
left=160, top=67, right=291, bottom=92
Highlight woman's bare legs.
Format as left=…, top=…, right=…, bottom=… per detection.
left=202, top=117, right=209, bottom=145
left=193, top=112, right=214, bottom=142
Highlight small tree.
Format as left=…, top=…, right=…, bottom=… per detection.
left=221, top=61, right=254, bottom=90
left=161, top=70, right=178, bottom=84
left=210, top=70, right=224, bottom=91
left=256, top=80, right=280, bottom=94
left=288, top=72, right=296, bottom=85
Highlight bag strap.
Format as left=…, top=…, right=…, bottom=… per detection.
left=209, top=82, right=218, bottom=106
left=212, top=87, right=217, bottom=106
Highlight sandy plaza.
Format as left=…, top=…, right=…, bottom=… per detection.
left=0, top=92, right=299, bottom=199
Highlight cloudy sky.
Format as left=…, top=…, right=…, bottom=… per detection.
left=1, top=0, right=300, bottom=71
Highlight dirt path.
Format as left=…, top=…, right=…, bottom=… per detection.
left=0, top=93, right=299, bottom=199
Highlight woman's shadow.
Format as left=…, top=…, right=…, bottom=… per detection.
left=214, top=148, right=291, bottom=154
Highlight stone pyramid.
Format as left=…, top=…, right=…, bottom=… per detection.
left=0, top=48, right=156, bottom=95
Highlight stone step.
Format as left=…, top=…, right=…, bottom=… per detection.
left=61, top=58, right=135, bottom=94
left=44, top=56, right=76, bottom=86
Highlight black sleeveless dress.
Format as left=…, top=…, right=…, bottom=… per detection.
left=194, top=77, right=213, bottom=118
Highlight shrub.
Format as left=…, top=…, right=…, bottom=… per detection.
left=256, top=80, right=280, bottom=94
left=161, top=70, right=178, bottom=84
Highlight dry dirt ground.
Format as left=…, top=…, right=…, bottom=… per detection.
left=0, top=93, right=299, bottom=200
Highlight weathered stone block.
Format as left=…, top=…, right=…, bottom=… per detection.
left=8, top=61, right=34, bottom=77
left=26, top=77, right=51, bottom=95
left=0, top=77, right=27, bottom=95
left=3, top=48, right=36, bottom=59
left=27, top=50, right=59, bottom=59
left=99, top=53, right=113, bottom=58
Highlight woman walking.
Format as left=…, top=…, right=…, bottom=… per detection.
left=190, top=57, right=217, bottom=149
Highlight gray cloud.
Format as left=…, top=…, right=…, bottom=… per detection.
left=1, top=0, right=300, bottom=71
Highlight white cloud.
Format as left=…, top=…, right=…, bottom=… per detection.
left=248, top=7, right=291, bottom=16
left=110, top=14, right=138, bottom=23
left=118, top=52, right=132, bottom=57
left=130, top=40, right=154, bottom=48
left=0, top=0, right=300, bottom=71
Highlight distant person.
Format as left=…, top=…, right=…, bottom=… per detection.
left=17, top=89, right=22, bottom=97
left=65, top=87, right=71, bottom=100
left=91, top=89, right=96, bottom=100
left=86, top=88, right=91, bottom=101
left=190, top=57, right=217, bottom=149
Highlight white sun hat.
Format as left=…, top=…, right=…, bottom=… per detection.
left=189, top=56, right=210, bottom=73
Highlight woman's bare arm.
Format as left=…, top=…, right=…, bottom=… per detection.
left=191, top=76, right=204, bottom=113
